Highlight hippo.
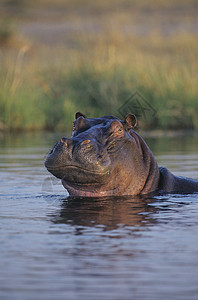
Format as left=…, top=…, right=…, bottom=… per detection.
left=45, top=112, right=198, bottom=197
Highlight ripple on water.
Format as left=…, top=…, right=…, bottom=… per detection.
left=1, top=134, right=198, bottom=300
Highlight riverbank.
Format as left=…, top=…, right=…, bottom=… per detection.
left=0, top=0, right=198, bottom=131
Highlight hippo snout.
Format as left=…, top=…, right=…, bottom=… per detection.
left=45, top=135, right=111, bottom=180
left=45, top=137, right=72, bottom=168
left=71, top=137, right=111, bottom=171
left=74, top=139, right=99, bottom=156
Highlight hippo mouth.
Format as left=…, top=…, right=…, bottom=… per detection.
left=61, top=170, right=124, bottom=197
left=62, top=174, right=114, bottom=197
left=61, top=166, right=112, bottom=197
left=64, top=166, right=109, bottom=184
left=46, top=164, right=110, bottom=183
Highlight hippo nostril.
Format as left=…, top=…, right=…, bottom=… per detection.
left=81, top=139, right=91, bottom=145
left=60, top=137, right=67, bottom=143
left=59, top=138, right=73, bottom=151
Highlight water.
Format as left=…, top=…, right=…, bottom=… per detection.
left=1, top=131, right=198, bottom=300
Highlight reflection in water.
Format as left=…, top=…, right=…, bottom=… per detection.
left=51, top=195, right=159, bottom=230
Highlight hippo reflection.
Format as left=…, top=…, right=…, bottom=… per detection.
left=51, top=195, right=157, bottom=230
left=45, top=112, right=198, bottom=196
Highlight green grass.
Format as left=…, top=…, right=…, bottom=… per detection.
left=0, top=0, right=198, bottom=131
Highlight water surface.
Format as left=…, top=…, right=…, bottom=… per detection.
left=1, top=131, right=198, bottom=300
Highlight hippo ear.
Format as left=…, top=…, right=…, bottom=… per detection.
left=124, top=114, right=137, bottom=129
left=75, top=112, right=87, bottom=119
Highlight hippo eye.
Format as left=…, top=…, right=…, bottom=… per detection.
left=110, top=126, right=124, bottom=138
left=116, top=127, right=123, bottom=133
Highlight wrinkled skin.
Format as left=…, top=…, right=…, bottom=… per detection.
left=45, top=112, right=198, bottom=197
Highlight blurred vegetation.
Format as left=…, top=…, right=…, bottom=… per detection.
left=0, top=0, right=198, bottom=131
left=0, top=18, right=15, bottom=45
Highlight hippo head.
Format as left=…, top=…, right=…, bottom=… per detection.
left=45, top=112, right=160, bottom=197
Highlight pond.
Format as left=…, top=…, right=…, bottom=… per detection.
left=1, top=131, right=198, bottom=300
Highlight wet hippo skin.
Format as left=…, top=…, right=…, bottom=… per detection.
left=45, top=112, right=198, bottom=197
